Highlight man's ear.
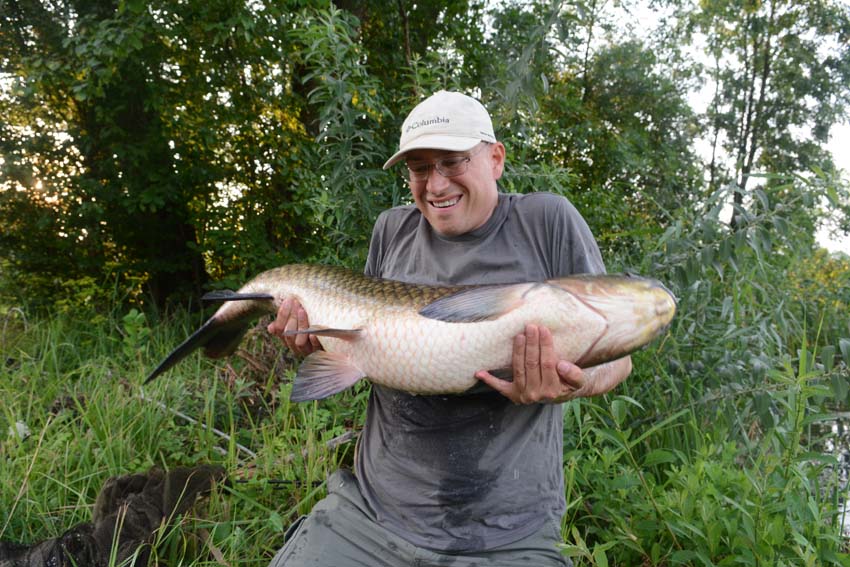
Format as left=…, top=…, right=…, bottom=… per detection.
left=490, top=142, right=506, bottom=180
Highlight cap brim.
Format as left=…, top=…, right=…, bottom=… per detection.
left=382, top=135, right=483, bottom=170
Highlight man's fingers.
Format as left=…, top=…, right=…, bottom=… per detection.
left=294, top=307, right=310, bottom=349
left=475, top=371, right=517, bottom=400
left=512, top=333, right=527, bottom=393
left=524, top=324, right=540, bottom=374
left=309, top=334, right=322, bottom=350
left=267, top=298, right=292, bottom=336
left=282, top=301, right=300, bottom=350
left=266, top=297, right=319, bottom=356
left=557, top=360, right=584, bottom=389
left=521, top=325, right=543, bottom=403
left=538, top=326, right=557, bottom=376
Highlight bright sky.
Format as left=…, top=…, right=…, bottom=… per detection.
left=820, top=124, right=850, bottom=253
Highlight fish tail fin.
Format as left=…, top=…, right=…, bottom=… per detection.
left=145, top=296, right=276, bottom=384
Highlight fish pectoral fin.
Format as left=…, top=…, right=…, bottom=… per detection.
left=290, top=352, right=366, bottom=402
left=418, top=283, right=536, bottom=323
left=283, top=326, right=363, bottom=341
left=202, top=290, right=275, bottom=302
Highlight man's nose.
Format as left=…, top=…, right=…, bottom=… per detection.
left=425, top=165, right=450, bottom=192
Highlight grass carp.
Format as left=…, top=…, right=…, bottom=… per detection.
left=145, top=264, right=676, bottom=402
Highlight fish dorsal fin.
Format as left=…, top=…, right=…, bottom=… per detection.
left=283, top=326, right=363, bottom=341
left=418, top=283, right=536, bottom=323
left=202, top=290, right=275, bottom=302
left=290, top=351, right=366, bottom=402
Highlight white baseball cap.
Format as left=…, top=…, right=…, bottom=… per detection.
left=382, top=91, right=497, bottom=170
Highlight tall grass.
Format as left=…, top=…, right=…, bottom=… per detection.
left=0, top=306, right=364, bottom=565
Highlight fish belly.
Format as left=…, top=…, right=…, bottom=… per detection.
left=308, top=284, right=609, bottom=395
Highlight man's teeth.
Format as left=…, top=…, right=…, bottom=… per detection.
left=432, top=197, right=460, bottom=208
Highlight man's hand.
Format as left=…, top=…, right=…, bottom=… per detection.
left=475, top=324, right=632, bottom=404
left=266, top=298, right=322, bottom=356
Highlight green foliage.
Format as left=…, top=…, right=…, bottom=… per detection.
left=554, top=172, right=850, bottom=565
left=1, top=1, right=850, bottom=565
left=4, top=0, right=847, bottom=309
left=286, top=6, right=398, bottom=268
left=562, top=359, right=849, bottom=566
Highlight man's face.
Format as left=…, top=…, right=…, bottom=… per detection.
left=404, top=142, right=505, bottom=237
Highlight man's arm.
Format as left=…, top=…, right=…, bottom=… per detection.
left=475, top=324, right=632, bottom=404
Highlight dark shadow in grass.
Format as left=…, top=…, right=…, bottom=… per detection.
left=0, top=465, right=225, bottom=567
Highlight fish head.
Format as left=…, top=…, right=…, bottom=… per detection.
left=552, top=274, right=677, bottom=367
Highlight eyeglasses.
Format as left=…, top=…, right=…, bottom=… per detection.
left=402, top=143, right=489, bottom=182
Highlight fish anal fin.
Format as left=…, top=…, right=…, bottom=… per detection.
left=418, top=283, right=535, bottom=323
left=283, top=326, right=363, bottom=341
left=290, top=352, right=366, bottom=402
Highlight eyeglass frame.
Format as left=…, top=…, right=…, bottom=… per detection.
left=401, top=142, right=490, bottom=182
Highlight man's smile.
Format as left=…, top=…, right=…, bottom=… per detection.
left=430, top=195, right=462, bottom=209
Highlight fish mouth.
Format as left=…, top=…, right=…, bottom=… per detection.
left=430, top=195, right=462, bottom=209
left=552, top=274, right=677, bottom=366
left=648, top=280, right=677, bottom=320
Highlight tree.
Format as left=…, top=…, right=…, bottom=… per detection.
left=479, top=2, right=701, bottom=257
left=682, top=0, right=850, bottom=226
left=0, top=0, right=317, bottom=308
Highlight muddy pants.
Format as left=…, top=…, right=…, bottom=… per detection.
left=268, top=470, right=572, bottom=567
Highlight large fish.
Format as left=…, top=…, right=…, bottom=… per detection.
left=145, top=264, right=676, bottom=402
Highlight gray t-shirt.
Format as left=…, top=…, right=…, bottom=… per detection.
left=356, top=191, right=605, bottom=553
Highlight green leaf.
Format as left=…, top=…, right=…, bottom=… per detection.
left=822, top=345, right=836, bottom=372
left=794, top=451, right=838, bottom=465
left=700, top=246, right=714, bottom=266
left=592, top=546, right=609, bottom=567
left=611, top=399, right=626, bottom=427
left=830, top=374, right=848, bottom=403
left=754, top=188, right=769, bottom=210
left=644, top=448, right=678, bottom=467
left=269, top=511, right=284, bottom=532
left=616, top=395, right=645, bottom=411
left=772, top=215, right=789, bottom=236
left=840, top=338, right=850, bottom=364
left=826, top=184, right=841, bottom=206
left=670, top=550, right=700, bottom=564
left=595, top=427, right=625, bottom=447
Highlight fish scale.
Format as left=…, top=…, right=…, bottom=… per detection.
left=145, top=264, right=676, bottom=402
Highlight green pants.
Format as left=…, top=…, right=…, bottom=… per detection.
left=269, top=469, right=572, bottom=567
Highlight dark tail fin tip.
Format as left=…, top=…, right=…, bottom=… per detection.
left=143, top=317, right=222, bottom=384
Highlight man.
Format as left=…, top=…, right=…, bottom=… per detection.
left=267, top=90, right=632, bottom=566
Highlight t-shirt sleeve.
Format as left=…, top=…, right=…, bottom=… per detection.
left=523, top=193, right=605, bottom=277
left=551, top=197, right=605, bottom=276
left=364, top=210, right=390, bottom=278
